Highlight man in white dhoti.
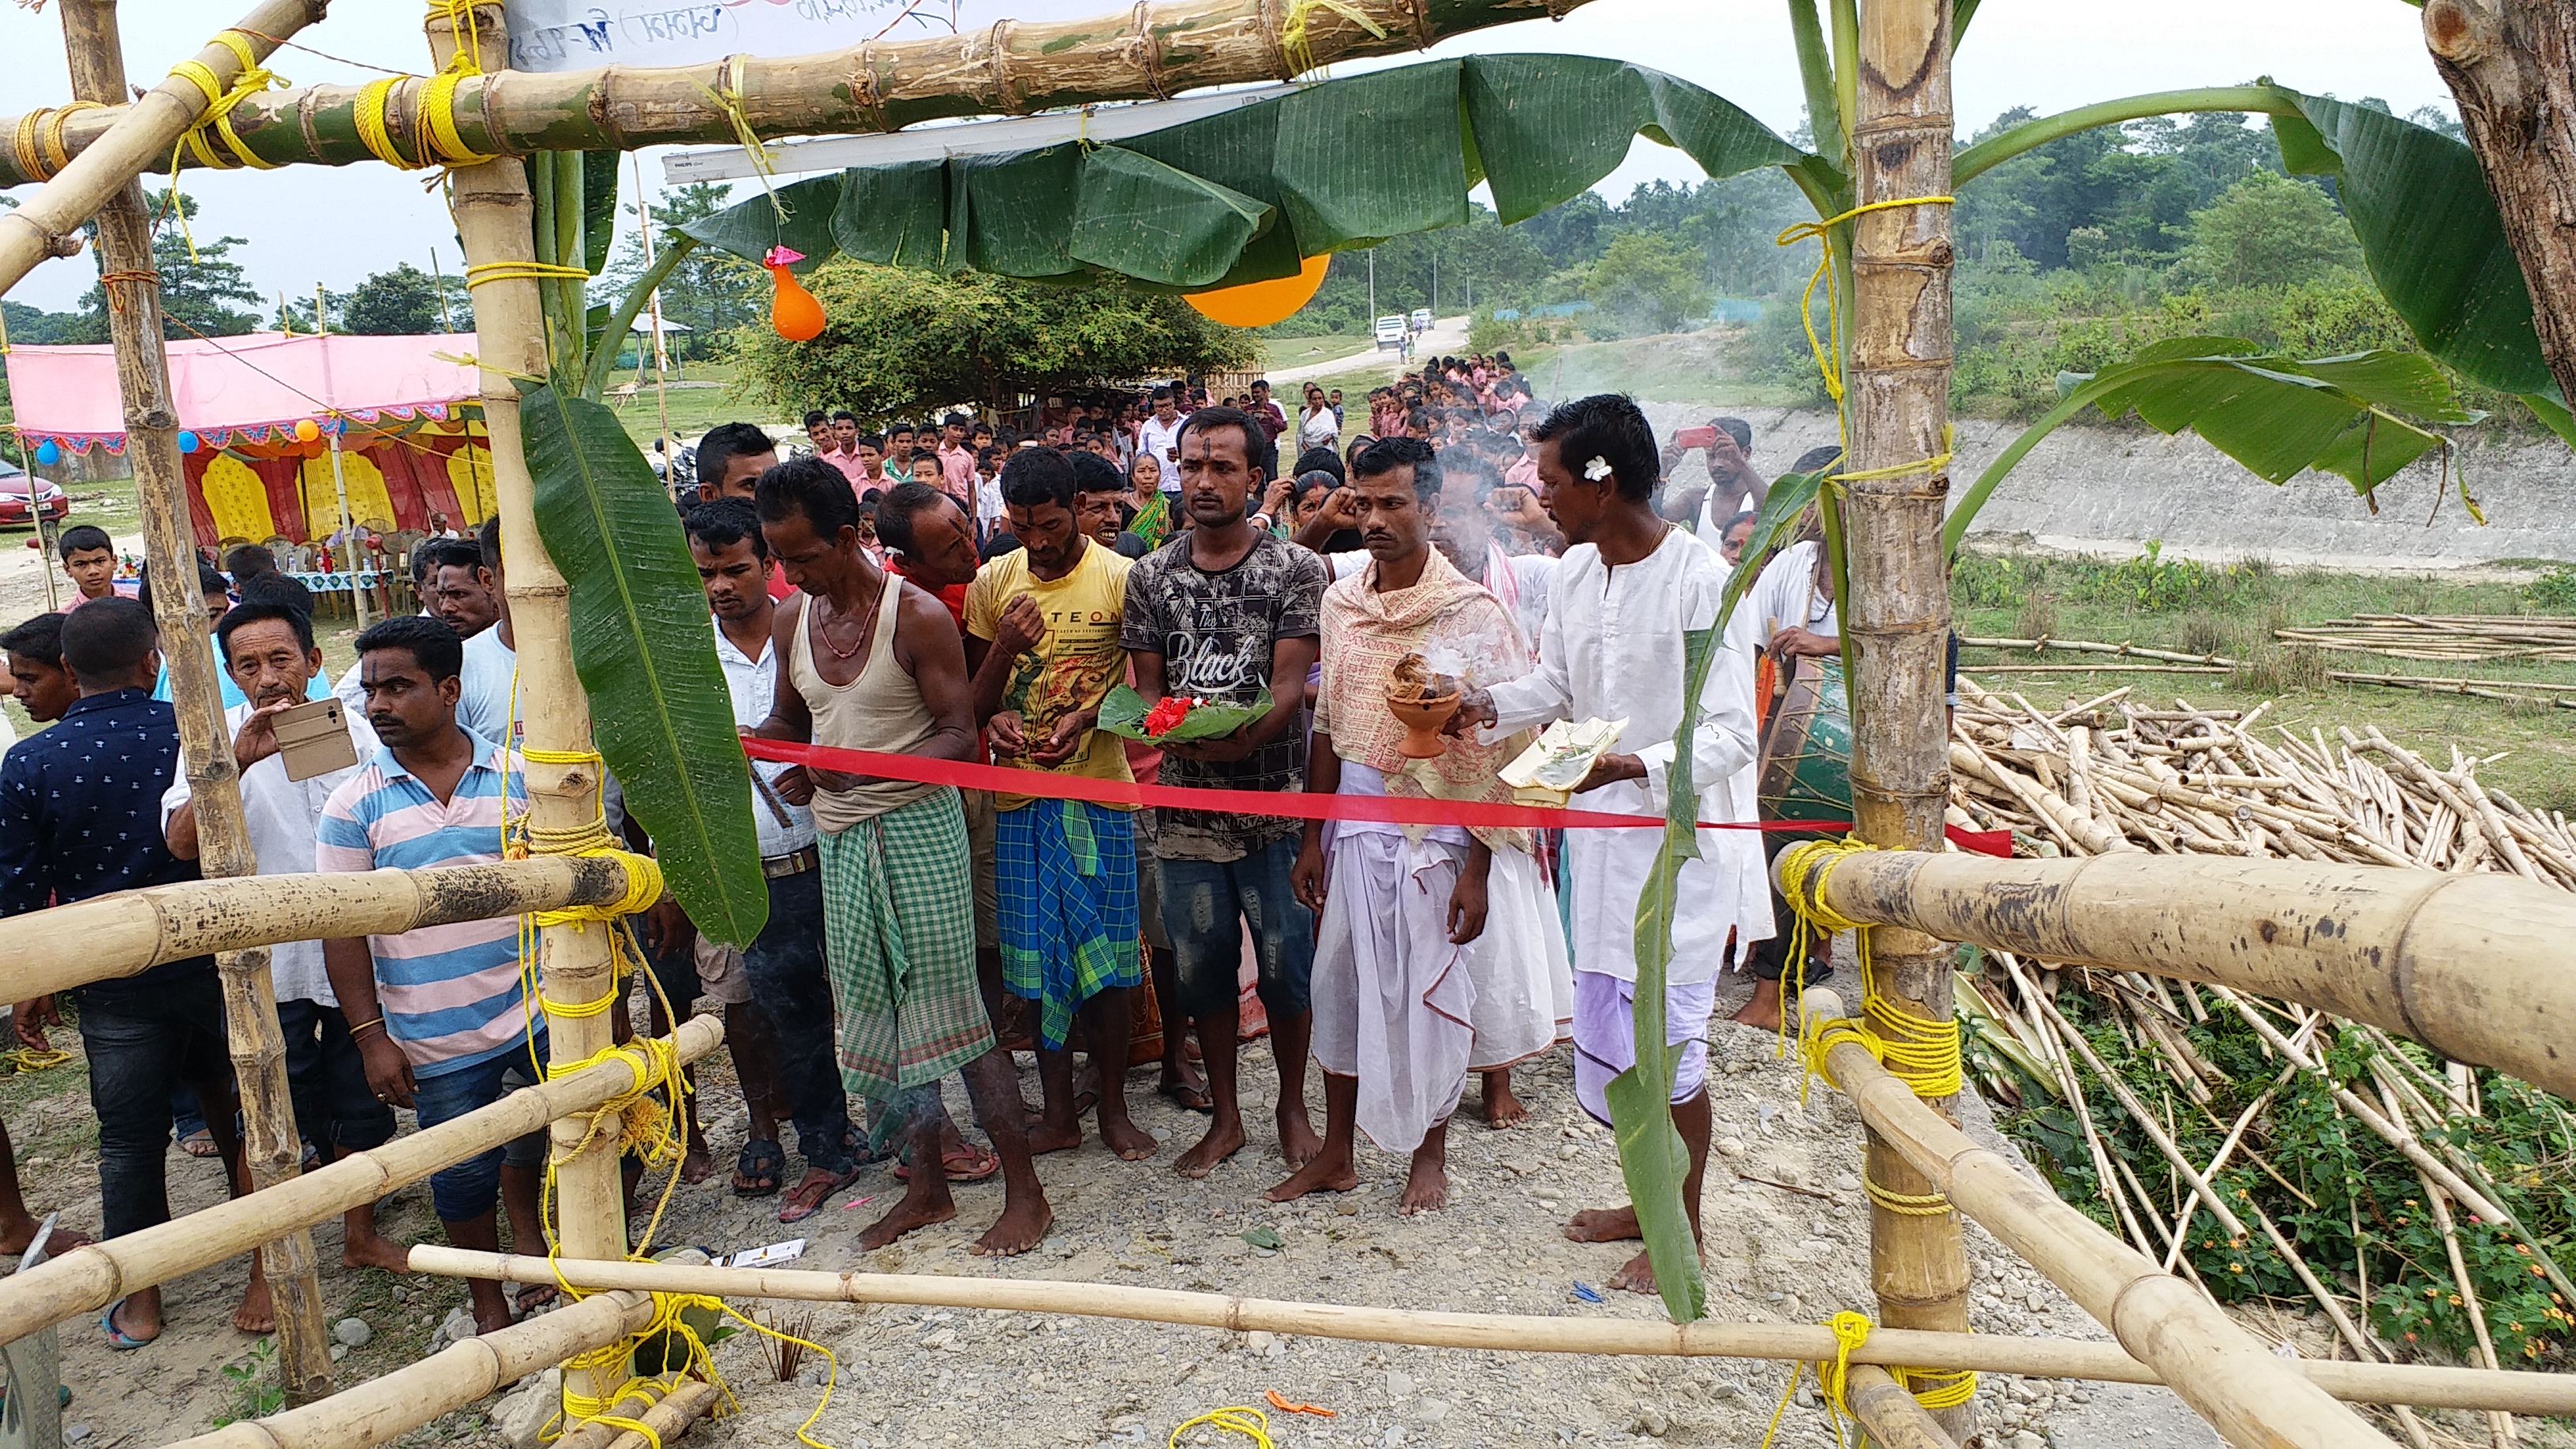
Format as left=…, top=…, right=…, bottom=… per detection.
left=1272, top=438, right=1569, bottom=1215
left=1451, top=395, right=1771, bottom=1293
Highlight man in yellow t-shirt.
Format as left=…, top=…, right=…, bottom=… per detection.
left=964, top=447, right=1152, bottom=1163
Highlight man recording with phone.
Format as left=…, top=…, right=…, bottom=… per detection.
left=163, top=600, right=409, bottom=1275
left=1657, top=417, right=1768, bottom=547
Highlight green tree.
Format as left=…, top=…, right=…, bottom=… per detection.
left=2180, top=170, right=2362, bottom=290
left=65, top=189, right=260, bottom=343
left=735, top=263, right=1252, bottom=419
left=1584, top=232, right=1706, bottom=337
left=341, top=263, right=455, bottom=335
left=599, top=182, right=762, bottom=359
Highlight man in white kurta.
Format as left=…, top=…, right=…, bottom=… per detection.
left=1453, top=395, right=1770, bottom=1294
left=1272, top=440, right=1567, bottom=1215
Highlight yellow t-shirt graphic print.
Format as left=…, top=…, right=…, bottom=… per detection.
left=965, top=541, right=1139, bottom=811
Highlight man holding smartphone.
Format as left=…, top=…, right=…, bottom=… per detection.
left=164, top=600, right=407, bottom=1274
left=1658, top=417, right=1767, bottom=548
left=1136, top=386, right=1186, bottom=496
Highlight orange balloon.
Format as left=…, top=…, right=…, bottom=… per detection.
left=294, top=418, right=321, bottom=442
left=1185, top=253, right=1330, bottom=328
left=769, top=264, right=826, bottom=342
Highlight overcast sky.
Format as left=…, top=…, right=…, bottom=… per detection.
left=2, top=0, right=2455, bottom=315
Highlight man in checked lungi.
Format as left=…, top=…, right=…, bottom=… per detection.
left=964, top=447, right=1155, bottom=1161
left=750, top=455, right=1051, bottom=1256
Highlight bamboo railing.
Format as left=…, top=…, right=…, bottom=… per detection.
left=0, top=0, right=1588, bottom=191
left=1774, top=849, right=2576, bottom=1100
left=0, top=1020, right=722, bottom=1346
left=6, top=858, right=640, bottom=1003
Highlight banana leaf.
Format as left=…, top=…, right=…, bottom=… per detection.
left=679, top=54, right=1810, bottom=290
left=1096, top=683, right=1275, bottom=743
left=581, top=150, right=621, bottom=276
left=1604, top=623, right=1719, bottom=1324
left=1945, top=339, right=2482, bottom=555
left=519, top=381, right=769, bottom=948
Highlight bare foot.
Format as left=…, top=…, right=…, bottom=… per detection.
left=1399, top=1155, right=1448, bottom=1215
left=341, top=1232, right=411, bottom=1273
left=1098, top=1114, right=1158, bottom=1163
left=1563, top=1206, right=1642, bottom=1243
left=1277, top=1106, right=1325, bottom=1172
left=1173, top=1118, right=1247, bottom=1179
left=471, top=1297, right=515, bottom=1336
left=1731, top=979, right=1785, bottom=1032
left=969, top=1195, right=1054, bottom=1257
left=234, top=1271, right=275, bottom=1334
left=0, top=1218, right=85, bottom=1256
left=1608, top=1246, right=1659, bottom=1294
left=1264, top=1152, right=1357, bottom=1203
left=679, top=1140, right=716, bottom=1186
left=1481, top=1071, right=1530, bottom=1130
left=1024, top=1116, right=1084, bottom=1156
left=858, top=1189, right=959, bottom=1251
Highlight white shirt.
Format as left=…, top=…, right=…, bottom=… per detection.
left=456, top=626, right=516, bottom=746
left=1297, top=407, right=1341, bottom=452
left=161, top=697, right=380, bottom=1005
left=1481, top=526, right=1771, bottom=985
left=713, top=617, right=817, bottom=859
left=1747, top=540, right=1839, bottom=641
left=1137, top=414, right=1186, bottom=489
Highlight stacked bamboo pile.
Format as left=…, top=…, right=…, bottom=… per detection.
left=1943, top=674, right=2576, bottom=1447
left=2275, top=615, right=2576, bottom=665
left=1945, top=676, right=2576, bottom=884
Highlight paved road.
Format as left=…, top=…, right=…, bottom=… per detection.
left=1266, top=313, right=1470, bottom=385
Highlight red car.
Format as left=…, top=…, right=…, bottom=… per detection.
left=0, top=460, right=68, bottom=526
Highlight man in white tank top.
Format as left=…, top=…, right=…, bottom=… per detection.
left=747, top=456, right=1052, bottom=1257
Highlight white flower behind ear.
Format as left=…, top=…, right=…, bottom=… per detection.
left=1583, top=455, right=1612, bottom=482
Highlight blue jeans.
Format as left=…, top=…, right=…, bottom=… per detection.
left=74, top=972, right=234, bottom=1240
left=739, top=867, right=857, bottom=1175
left=280, top=998, right=396, bottom=1154
left=1157, top=834, right=1316, bottom=1020
left=411, top=1048, right=547, bottom=1224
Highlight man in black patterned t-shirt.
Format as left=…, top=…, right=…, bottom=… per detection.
left=1121, top=406, right=1327, bottom=1179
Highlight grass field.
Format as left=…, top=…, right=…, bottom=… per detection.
left=1259, top=332, right=1377, bottom=373
left=597, top=361, right=790, bottom=450
left=1951, top=548, right=2576, bottom=812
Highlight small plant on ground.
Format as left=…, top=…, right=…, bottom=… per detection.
left=212, top=1337, right=283, bottom=1428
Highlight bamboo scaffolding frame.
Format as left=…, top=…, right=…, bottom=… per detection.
left=0, top=0, right=1581, bottom=191
left=3, top=857, right=638, bottom=1004
left=0, top=1019, right=721, bottom=1347
left=1781, top=849, right=2576, bottom=1102
left=163, top=1287, right=657, bottom=1449
left=0, top=0, right=321, bottom=294
left=55, top=0, right=331, bottom=1400
left=399, top=1249, right=2576, bottom=1413
left=1844, top=1364, right=1962, bottom=1449
left=1796, top=990, right=2401, bottom=1449
left=552, top=1378, right=722, bottom=1449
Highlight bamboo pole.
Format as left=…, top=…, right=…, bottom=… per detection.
left=0, top=0, right=322, bottom=294
left=5, top=856, right=638, bottom=1003
left=163, top=1288, right=657, bottom=1449
left=1776, top=849, right=2576, bottom=1101
left=591, top=1379, right=722, bottom=1449
left=53, top=0, right=332, bottom=1403
left=1844, top=1365, right=1959, bottom=1449
left=0, top=1018, right=721, bottom=1348
left=429, top=5, right=633, bottom=1423
left=404, top=1248, right=2576, bottom=1414
left=1795, top=990, right=2401, bottom=1449
left=0, top=0, right=1576, bottom=190
left=2420, top=1184, right=2517, bottom=1449
left=1842, top=1, right=1971, bottom=1435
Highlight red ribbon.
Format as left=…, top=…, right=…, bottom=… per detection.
left=740, top=737, right=2015, bottom=856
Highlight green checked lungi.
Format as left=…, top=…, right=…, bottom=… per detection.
left=816, top=787, right=993, bottom=1101
left=998, top=797, right=1140, bottom=1050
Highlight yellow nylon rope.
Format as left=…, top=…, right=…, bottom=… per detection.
left=160, top=32, right=283, bottom=261
left=1772, top=195, right=1959, bottom=490
left=1170, top=1407, right=1276, bottom=1447
left=466, top=261, right=593, bottom=289
left=1279, top=0, right=1387, bottom=78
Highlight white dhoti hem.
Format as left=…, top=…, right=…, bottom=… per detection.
left=1463, top=845, right=1573, bottom=1069
left=1311, top=830, right=1475, bottom=1155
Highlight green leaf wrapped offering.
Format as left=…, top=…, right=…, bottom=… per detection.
left=1097, top=683, right=1275, bottom=743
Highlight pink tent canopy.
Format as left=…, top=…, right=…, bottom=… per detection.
left=5, top=331, right=477, bottom=452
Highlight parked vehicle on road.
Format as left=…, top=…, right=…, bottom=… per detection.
left=0, top=459, right=67, bottom=527
left=1374, top=315, right=1406, bottom=350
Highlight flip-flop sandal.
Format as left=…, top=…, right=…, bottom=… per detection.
left=1159, top=1078, right=1215, bottom=1114
left=732, top=1138, right=786, bottom=1198
left=892, top=1144, right=1001, bottom=1183
left=512, top=1282, right=559, bottom=1316
left=101, top=1297, right=152, bottom=1350
left=179, top=1129, right=220, bottom=1159
left=777, top=1165, right=860, bottom=1224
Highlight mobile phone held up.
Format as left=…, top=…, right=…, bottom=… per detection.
left=272, top=697, right=360, bottom=781
left=1674, top=425, right=1719, bottom=450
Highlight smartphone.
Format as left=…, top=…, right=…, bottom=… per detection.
left=272, top=697, right=360, bottom=781
left=1676, top=425, right=1720, bottom=449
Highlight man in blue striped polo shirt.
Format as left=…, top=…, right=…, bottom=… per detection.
left=318, top=614, right=542, bottom=1338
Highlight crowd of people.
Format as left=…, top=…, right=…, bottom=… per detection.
left=0, top=373, right=1855, bottom=1350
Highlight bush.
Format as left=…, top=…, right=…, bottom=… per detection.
left=2527, top=567, right=2576, bottom=613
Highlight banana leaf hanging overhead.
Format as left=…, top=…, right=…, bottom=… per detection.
left=679, top=54, right=1810, bottom=290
